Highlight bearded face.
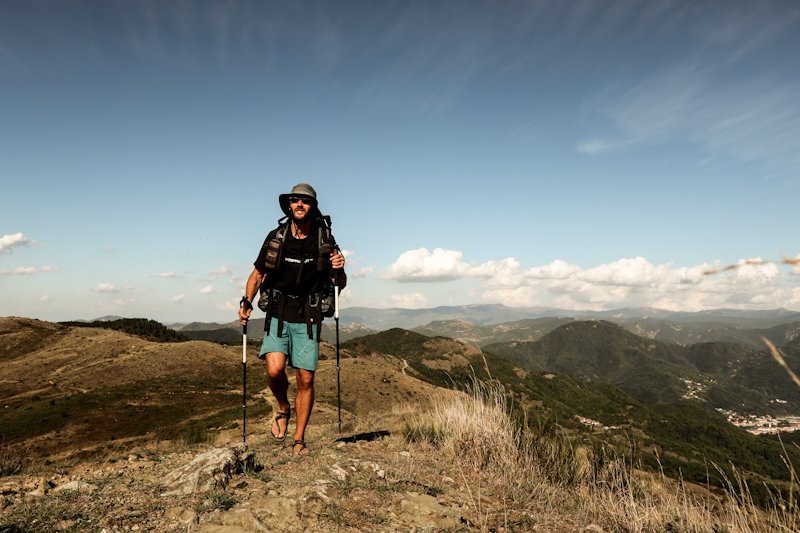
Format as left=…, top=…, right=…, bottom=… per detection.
left=289, top=196, right=314, bottom=223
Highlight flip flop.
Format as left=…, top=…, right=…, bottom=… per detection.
left=292, top=439, right=309, bottom=456
left=270, top=407, right=291, bottom=442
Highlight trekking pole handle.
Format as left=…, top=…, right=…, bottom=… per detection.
left=332, top=248, right=341, bottom=320
left=240, top=296, right=251, bottom=364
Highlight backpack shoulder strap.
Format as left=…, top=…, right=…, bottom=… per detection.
left=317, top=226, right=332, bottom=250
left=275, top=220, right=291, bottom=243
left=317, top=215, right=333, bottom=251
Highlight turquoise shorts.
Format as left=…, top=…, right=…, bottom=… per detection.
left=259, top=317, right=319, bottom=372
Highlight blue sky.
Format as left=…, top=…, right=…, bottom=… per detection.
left=2, top=0, right=799, bottom=323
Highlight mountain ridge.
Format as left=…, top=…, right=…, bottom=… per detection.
left=484, top=319, right=800, bottom=416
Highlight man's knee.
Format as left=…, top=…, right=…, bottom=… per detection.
left=265, top=352, right=288, bottom=379
left=296, top=369, right=315, bottom=390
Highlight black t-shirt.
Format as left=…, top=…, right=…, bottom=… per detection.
left=255, top=224, right=331, bottom=323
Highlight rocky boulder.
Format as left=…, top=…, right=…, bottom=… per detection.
left=162, top=443, right=254, bottom=497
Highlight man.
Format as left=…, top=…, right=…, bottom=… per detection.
left=239, top=183, right=346, bottom=456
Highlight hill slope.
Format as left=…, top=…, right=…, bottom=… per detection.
left=341, top=328, right=800, bottom=502
left=0, top=317, right=442, bottom=465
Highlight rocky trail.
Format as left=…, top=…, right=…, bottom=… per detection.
left=0, top=407, right=580, bottom=533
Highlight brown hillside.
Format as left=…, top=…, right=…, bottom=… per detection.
left=0, top=317, right=443, bottom=465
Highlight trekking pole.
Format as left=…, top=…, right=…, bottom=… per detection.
left=240, top=296, right=251, bottom=444
left=242, top=320, right=247, bottom=443
left=335, top=265, right=342, bottom=434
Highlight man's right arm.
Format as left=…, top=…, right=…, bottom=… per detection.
left=238, top=268, right=264, bottom=324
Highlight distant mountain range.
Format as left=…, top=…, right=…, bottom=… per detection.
left=410, top=316, right=800, bottom=350
left=483, top=319, right=800, bottom=416
left=78, top=305, right=800, bottom=333
left=336, top=304, right=800, bottom=329
left=162, top=305, right=800, bottom=349
left=175, top=318, right=379, bottom=345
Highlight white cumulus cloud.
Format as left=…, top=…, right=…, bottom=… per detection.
left=112, top=297, right=138, bottom=306
left=199, top=285, right=216, bottom=294
left=379, top=248, right=473, bottom=282
left=92, top=283, right=119, bottom=294
left=479, top=256, right=800, bottom=312
left=39, top=295, right=54, bottom=303
left=0, top=233, right=41, bottom=254
left=216, top=298, right=239, bottom=311
left=0, top=265, right=60, bottom=275
left=169, top=294, right=185, bottom=303
left=155, top=271, right=182, bottom=279
left=380, top=247, right=800, bottom=312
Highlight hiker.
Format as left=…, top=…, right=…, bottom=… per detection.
left=238, top=183, right=346, bottom=456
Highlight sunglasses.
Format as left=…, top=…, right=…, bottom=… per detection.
left=289, top=196, right=315, bottom=205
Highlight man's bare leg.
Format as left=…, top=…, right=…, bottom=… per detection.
left=266, top=352, right=291, bottom=440
left=293, top=368, right=315, bottom=455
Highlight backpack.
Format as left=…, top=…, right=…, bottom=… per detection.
left=257, top=215, right=337, bottom=338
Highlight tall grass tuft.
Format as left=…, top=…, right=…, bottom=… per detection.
left=404, top=378, right=800, bottom=532
left=404, top=379, right=584, bottom=505
left=0, top=444, right=26, bottom=477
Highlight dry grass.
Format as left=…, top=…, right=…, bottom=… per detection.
left=404, top=379, right=800, bottom=533
left=405, top=380, right=585, bottom=506
left=0, top=444, right=27, bottom=477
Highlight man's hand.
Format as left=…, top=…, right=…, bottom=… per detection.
left=239, top=296, right=253, bottom=325
left=331, top=250, right=345, bottom=270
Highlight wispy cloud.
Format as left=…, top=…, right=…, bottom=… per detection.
left=352, top=265, right=376, bottom=279
left=199, top=285, right=216, bottom=294
left=0, top=42, right=25, bottom=68
left=39, top=294, right=54, bottom=303
left=169, top=294, right=185, bottom=304
left=209, top=265, right=233, bottom=276
left=388, top=292, right=428, bottom=309
left=582, top=63, right=800, bottom=166
left=578, top=4, right=800, bottom=170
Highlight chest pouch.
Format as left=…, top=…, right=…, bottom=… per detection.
left=317, top=243, right=332, bottom=271
left=310, top=282, right=336, bottom=318
left=263, top=238, right=283, bottom=270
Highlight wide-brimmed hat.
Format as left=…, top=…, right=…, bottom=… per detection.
left=279, top=183, right=321, bottom=219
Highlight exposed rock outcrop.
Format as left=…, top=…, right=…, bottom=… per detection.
left=162, top=443, right=254, bottom=496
